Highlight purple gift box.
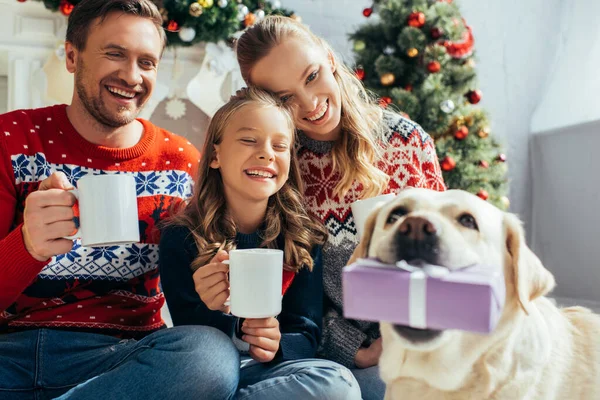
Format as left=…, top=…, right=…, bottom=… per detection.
left=342, top=258, right=506, bottom=334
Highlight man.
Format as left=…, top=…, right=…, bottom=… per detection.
left=0, top=1, right=239, bottom=399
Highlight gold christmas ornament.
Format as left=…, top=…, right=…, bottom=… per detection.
left=500, top=196, right=510, bottom=209
left=354, top=40, right=366, bottom=52
left=465, top=116, right=474, bottom=126
left=198, top=0, right=214, bottom=7
left=478, top=127, right=490, bottom=138
left=189, top=2, right=203, bottom=17
left=160, top=7, right=169, bottom=21
left=407, top=47, right=418, bottom=57
left=380, top=73, right=395, bottom=86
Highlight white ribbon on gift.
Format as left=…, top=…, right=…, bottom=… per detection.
left=394, top=260, right=450, bottom=329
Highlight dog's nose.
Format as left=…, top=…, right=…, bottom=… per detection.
left=398, top=216, right=438, bottom=241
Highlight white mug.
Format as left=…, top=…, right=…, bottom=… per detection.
left=225, top=249, right=283, bottom=318
left=65, top=174, right=140, bottom=247
left=351, top=193, right=396, bottom=238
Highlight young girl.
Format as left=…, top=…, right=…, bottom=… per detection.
left=236, top=16, right=446, bottom=400
left=159, top=87, right=361, bottom=400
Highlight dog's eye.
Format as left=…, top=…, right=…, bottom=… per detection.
left=458, top=213, right=479, bottom=230
left=386, top=207, right=408, bottom=224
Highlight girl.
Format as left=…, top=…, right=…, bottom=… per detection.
left=236, top=16, right=446, bottom=400
left=159, top=87, right=361, bottom=400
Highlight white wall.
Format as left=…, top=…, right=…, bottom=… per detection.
left=280, top=0, right=564, bottom=235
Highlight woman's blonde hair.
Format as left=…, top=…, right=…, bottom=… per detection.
left=169, top=87, right=327, bottom=272
left=236, top=15, right=389, bottom=199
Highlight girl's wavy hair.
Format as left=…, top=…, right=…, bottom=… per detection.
left=168, top=87, right=327, bottom=272
left=236, top=15, right=389, bottom=199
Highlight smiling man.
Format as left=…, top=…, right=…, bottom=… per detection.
left=0, top=1, right=239, bottom=399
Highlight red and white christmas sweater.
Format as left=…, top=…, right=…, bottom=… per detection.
left=297, top=110, right=446, bottom=367
left=0, top=105, right=199, bottom=338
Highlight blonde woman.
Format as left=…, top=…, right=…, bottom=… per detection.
left=236, top=16, right=446, bottom=400
left=159, top=87, right=361, bottom=399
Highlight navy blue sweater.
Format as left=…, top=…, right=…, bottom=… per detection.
left=159, top=225, right=323, bottom=361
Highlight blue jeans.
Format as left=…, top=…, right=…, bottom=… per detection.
left=237, top=356, right=361, bottom=399
left=0, top=327, right=239, bottom=400
left=352, top=366, right=386, bottom=400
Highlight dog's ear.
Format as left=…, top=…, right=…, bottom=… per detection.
left=504, top=213, right=555, bottom=314
left=347, top=205, right=383, bottom=265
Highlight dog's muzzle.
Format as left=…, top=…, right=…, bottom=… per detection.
left=393, top=216, right=440, bottom=264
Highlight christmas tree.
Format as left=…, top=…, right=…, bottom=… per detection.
left=351, top=0, right=509, bottom=209
left=28, top=0, right=295, bottom=47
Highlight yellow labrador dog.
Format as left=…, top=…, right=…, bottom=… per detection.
left=351, top=188, right=600, bottom=400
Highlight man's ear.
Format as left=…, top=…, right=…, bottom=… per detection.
left=347, top=204, right=382, bottom=265
left=64, top=42, right=78, bottom=74
left=504, top=213, right=555, bottom=314
left=209, top=145, right=220, bottom=169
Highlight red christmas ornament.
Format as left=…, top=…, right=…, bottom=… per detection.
left=166, top=20, right=180, bottom=32
left=466, top=89, right=482, bottom=104
left=17, top=0, right=27, bottom=2
left=355, top=67, right=365, bottom=81
left=404, top=84, right=413, bottom=92
left=362, top=7, right=373, bottom=17
left=496, top=153, right=507, bottom=162
left=479, top=160, right=489, bottom=168
left=427, top=61, right=441, bottom=73
left=59, top=0, right=75, bottom=16
left=454, top=126, right=469, bottom=140
left=431, top=27, right=443, bottom=39
left=442, top=25, right=474, bottom=59
left=379, top=96, right=393, bottom=108
left=407, top=11, right=426, bottom=28
left=477, top=189, right=489, bottom=201
left=441, top=156, right=456, bottom=172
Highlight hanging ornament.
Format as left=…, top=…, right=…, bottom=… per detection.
left=466, top=89, right=482, bottom=104
left=496, top=153, right=507, bottom=162
left=198, top=0, right=214, bottom=8
left=380, top=73, right=395, bottom=86
left=17, top=0, right=27, bottom=2
left=405, top=84, right=413, bottom=92
left=441, top=156, right=456, bottom=172
left=443, top=26, right=475, bottom=59
left=407, top=11, right=426, bottom=28
left=500, top=196, right=510, bottom=209
left=244, top=12, right=256, bottom=27
left=379, top=96, right=393, bottom=108
left=454, top=126, right=469, bottom=140
left=383, top=46, right=395, bottom=55
left=465, top=116, right=474, bottom=126
left=272, top=0, right=281, bottom=9
left=427, top=61, right=441, bottom=73
left=465, top=58, right=476, bottom=68
left=355, top=66, right=365, bottom=81
left=218, top=0, right=228, bottom=7
left=59, top=0, right=75, bottom=16
left=255, top=9, right=266, bottom=21
left=431, top=27, right=444, bottom=39
left=363, top=7, right=373, bottom=17
left=477, top=189, right=489, bottom=201
left=354, top=40, right=366, bottom=52
left=478, top=160, right=489, bottom=168
left=290, top=13, right=302, bottom=22
left=407, top=48, right=419, bottom=58
left=440, top=99, right=455, bottom=113
left=189, top=3, right=203, bottom=17
left=178, top=27, right=196, bottom=42
left=166, top=98, right=187, bottom=120
left=160, top=8, right=169, bottom=22
left=166, top=20, right=180, bottom=32
left=236, top=4, right=249, bottom=21
left=478, top=127, right=490, bottom=138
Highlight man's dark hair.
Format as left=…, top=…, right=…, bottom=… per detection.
left=66, top=0, right=167, bottom=55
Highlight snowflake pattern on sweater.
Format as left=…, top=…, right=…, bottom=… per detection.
left=297, top=111, right=445, bottom=367
left=0, top=105, right=199, bottom=338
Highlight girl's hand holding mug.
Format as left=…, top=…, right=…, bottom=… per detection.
left=193, top=250, right=230, bottom=313
left=241, top=317, right=281, bottom=363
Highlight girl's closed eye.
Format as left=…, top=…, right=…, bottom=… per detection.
left=240, top=138, right=257, bottom=144
left=273, top=142, right=290, bottom=151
